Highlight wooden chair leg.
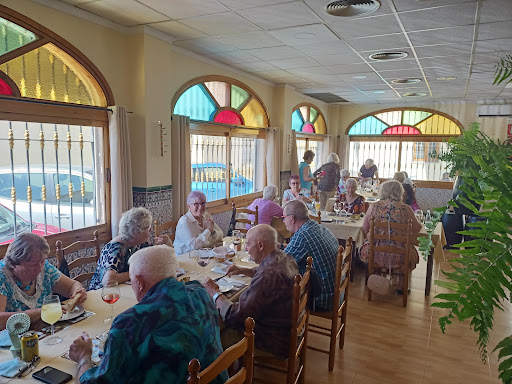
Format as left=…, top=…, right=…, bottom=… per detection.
left=328, top=316, right=337, bottom=371
left=403, top=270, right=409, bottom=307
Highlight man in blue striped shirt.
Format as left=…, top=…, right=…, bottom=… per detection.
left=283, top=200, right=338, bottom=311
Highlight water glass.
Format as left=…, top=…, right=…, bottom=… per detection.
left=414, top=209, right=424, bottom=223
left=188, top=250, right=199, bottom=275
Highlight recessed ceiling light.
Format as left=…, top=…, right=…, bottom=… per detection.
left=369, top=51, right=408, bottom=61
left=391, top=78, right=421, bottom=84
left=403, top=92, right=427, bottom=97
left=294, top=32, right=317, bottom=39
left=373, top=90, right=386, bottom=94
left=352, top=75, right=367, bottom=79
left=324, top=0, right=381, bottom=17
left=436, top=76, right=457, bottom=81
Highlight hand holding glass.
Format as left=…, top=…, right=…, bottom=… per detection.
left=41, top=295, right=62, bottom=345
left=102, top=281, right=120, bottom=324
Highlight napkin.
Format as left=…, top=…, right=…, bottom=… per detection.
left=222, top=277, right=246, bottom=287
left=212, top=265, right=229, bottom=274
left=0, top=358, right=28, bottom=378
left=0, top=329, right=12, bottom=348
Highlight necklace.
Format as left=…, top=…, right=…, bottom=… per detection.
left=14, top=277, right=33, bottom=291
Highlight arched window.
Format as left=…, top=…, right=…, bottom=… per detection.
left=346, top=108, right=462, bottom=182
left=172, top=77, right=269, bottom=204
left=292, top=103, right=327, bottom=173
left=0, top=5, right=113, bottom=247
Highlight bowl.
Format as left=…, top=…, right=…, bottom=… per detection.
left=213, top=246, right=235, bottom=262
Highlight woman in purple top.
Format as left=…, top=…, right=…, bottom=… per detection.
left=247, top=185, right=283, bottom=229
left=359, top=159, right=379, bottom=183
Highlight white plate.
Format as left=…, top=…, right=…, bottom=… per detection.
left=366, top=198, right=377, bottom=201
left=218, top=284, right=234, bottom=293
left=59, top=305, right=84, bottom=321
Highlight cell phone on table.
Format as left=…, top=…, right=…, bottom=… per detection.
left=33, top=366, right=72, bottom=384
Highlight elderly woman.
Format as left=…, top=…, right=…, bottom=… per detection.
left=393, top=171, right=406, bottom=183
left=0, top=233, right=87, bottom=329
left=174, top=191, right=223, bottom=255
left=359, top=159, right=379, bottom=183
left=360, top=180, right=422, bottom=271
left=246, top=185, right=283, bottom=228
left=89, top=207, right=170, bottom=290
left=282, top=175, right=312, bottom=206
left=337, top=169, right=350, bottom=195
left=299, top=150, right=316, bottom=191
left=314, top=152, right=341, bottom=210
left=338, top=178, right=365, bottom=213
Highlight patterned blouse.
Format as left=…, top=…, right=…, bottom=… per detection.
left=360, top=164, right=378, bottom=179
left=88, top=241, right=148, bottom=290
left=315, top=162, right=341, bottom=192
left=81, top=278, right=227, bottom=384
left=0, top=260, right=62, bottom=312
left=338, top=193, right=365, bottom=214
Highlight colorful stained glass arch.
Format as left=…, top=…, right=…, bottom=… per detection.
left=347, top=109, right=462, bottom=136
left=291, top=104, right=327, bottom=134
left=173, top=78, right=269, bottom=128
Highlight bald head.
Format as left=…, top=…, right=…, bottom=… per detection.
left=246, top=224, right=278, bottom=263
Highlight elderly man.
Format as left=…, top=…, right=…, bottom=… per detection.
left=69, top=245, right=227, bottom=383
left=204, top=224, right=298, bottom=360
left=283, top=200, right=338, bottom=311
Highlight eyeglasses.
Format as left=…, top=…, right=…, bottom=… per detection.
left=17, top=356, right=40, bottom=377
left=282, top=214, right=294, bottom=219
left=290, top=182, right=300, bottom=185
left=193, top=202, right=207, bottom=208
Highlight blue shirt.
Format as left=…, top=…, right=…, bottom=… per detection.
left=299, top=161, right=313, bottom=191
left=81, top=278, right=227, bottom=384
left=284, top=220, right=338, bottom=311
left=0, top=260, right=61, bottom=312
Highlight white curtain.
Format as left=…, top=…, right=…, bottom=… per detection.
left=171, top=115, right=191, bottom=220
left=265, top=128, right=280, bottom=187
left=109, top=106, right=133, bottom=237
left=290, top=130, right=299, bottom=175
left=319, top=135, right=333, bottom=164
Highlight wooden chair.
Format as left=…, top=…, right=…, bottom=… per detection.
left=55, top=230, right=101, bottom=285
left=271, top=216, right=293, bottom=241
left=231, top=202, right=258, bottom=234
left=154, top=219, right=178, bottom=241
left=308, top=238, right=353, bottom=371
left=253, top=257, right=313, bottom=384
left=309, top=210, right=321, bottom=223
left=187, top=317, right=255, bottom=384
left=368, top=218, right=412, bottom=307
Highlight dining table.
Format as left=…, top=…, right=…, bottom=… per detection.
left=0, top=247, right=255, bottom=383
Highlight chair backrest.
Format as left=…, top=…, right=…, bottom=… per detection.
left=56, top=230, right=101, bottom=285
left=333, top=238, right=352, bottom=315
left=187, top=317, right=255, bottom=384
left=368, top=218, right=412, bottom=271
left=231, top=202, right=258, bottom=234
left=271, top=216, right=293, bottom=240
left=154, top=219, right=178, bottom=241
left=309, top=211, right=321, bottom=224
left=287, top=256, right=313, bottom=383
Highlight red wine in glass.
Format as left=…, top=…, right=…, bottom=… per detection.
left=102, top=293, right=120, bottom=305
left=102, top=280, right=120, bottom=323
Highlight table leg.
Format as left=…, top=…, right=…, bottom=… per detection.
left=425, top=248, right=434, bottom=296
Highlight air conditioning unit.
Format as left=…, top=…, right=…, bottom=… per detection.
left=476, top=104, right=512, bottom=117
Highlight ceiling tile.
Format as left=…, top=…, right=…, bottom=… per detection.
left=269, top=24, right=340, bottom=46
left=347, top=34, right=410, bottom=52
left=414, top=43, right=473, bottom=58
left=314, top=52, right=364, bottom=65
left=475, top=38, right=512, bottom=54
left=418, top=55, right=471, bottom=68
left=393, top=0, right=477, bottom=12
left=471, top=62, right=496, bottom=73
left=255, top=69, right=295, bottom=79
left=329, top=14, right=403, bottom=39
left=408, top=26, right=474, bottom=46
left=138, top=0, right=229, bottom=19
left=472, top=52, right=504, bottom=65
left=179, top=12, right=260, bottom=36
left=478, top=21, right=512, bottom=41
left=355, top=84, right=393, bottom=91
left=216, top=31, right=282, bottom=49
left=292, top=82, right=318, bottom=89
left=379, top=69, right=425, bottom=80
left=58, top=0, right=96, bottom=4
left=294, top=41, right=353, bottom=56
left=173, top=37, right=237, bottom=54
left=236, top=2, right=320, bottom=30
left=219, top=0, right=290, bottom=11
left=423, top=66, right=470, bottom=78
left=77, top=0, right=169, bottom=26
left=150, top=21, right=206, bottom=39
left=288, top=66, right=334, bottom=76
left=338, top=72, right=384, bottom=84
left=268, top=57, right=318, bottom=70
left=369, top=58, right=419, bottom=71
left=480, top=0, right=512, bottom=23
left=327, top=63, right=374, bottom=75
left=245, top=46, right=303, bottom=60
left=205, top=50, right=258, bottom=64
left=233, top=61, right=279, bottom=72
left=399, top=3, right=478, bottom=32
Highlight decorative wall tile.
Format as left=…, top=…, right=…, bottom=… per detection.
left=133, top=185, right=173, bottom=238
left=416, top=187, right=452, bottom=212
left=213, top=208, right=234, bottom=236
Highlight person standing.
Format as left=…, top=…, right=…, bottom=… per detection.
left=299, top=150, right=316, bottom=192
left=314, top=153, right=341, bottom=210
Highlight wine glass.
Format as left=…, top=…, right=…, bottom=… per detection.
left=102, top=281, right=120, bottom=324
left=41, top=295, right=62, bottom=345
left=414, top=209, right=424, bottom=224
left=333, top=202, right=342, bottom=224
left=232, top=230, right=241, bottom=251
left=188, top=250, right=199, bottom=275
left=197, top=248, right=212, bottom=281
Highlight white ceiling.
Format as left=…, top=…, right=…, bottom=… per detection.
left=54, top=0, right=512, bottom=105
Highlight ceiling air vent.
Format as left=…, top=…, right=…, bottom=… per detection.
left=304, top=93, right=348, bottom=103
left=324, top=0, right=381, bottom=17
left=403, top=92, right=427, bottom=97
left=391, top=78, right=421, bottom=84
left=369, top=51, right=408, bottom=61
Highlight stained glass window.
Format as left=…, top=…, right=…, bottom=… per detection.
left=291, top=104, right=327, bottom=134
left=0, top=77, right=13, bottom=95
left=173, top=79, right=268, bottom=128
left=0, top=17, right=39, bottom=57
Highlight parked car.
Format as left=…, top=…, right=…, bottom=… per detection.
left=0, top=165, right=101, bottom=230
left=191, top=163, right=253, bottom=201
left=0, top=203, right=62, bottom=245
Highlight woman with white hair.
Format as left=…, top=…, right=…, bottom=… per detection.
left=337, top=169, right=350, bottom=194
left=246, top=185, right=283, bottom=228
left=313, top=152, right=341, bottom=210
left=359, top=159, right=379, bottom=183
left=89, top=207, right=171, bottom=290
left=360, top=180, right=422, bottom=272
left=174, top=191, right=223, bottom=255
left=338, top=178, right=365, bottom=214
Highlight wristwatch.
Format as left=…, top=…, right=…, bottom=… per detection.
left=212, top=292, right=222, bottom=303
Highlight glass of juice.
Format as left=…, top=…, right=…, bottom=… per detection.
left=42, top=294, right=63, bottom=345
